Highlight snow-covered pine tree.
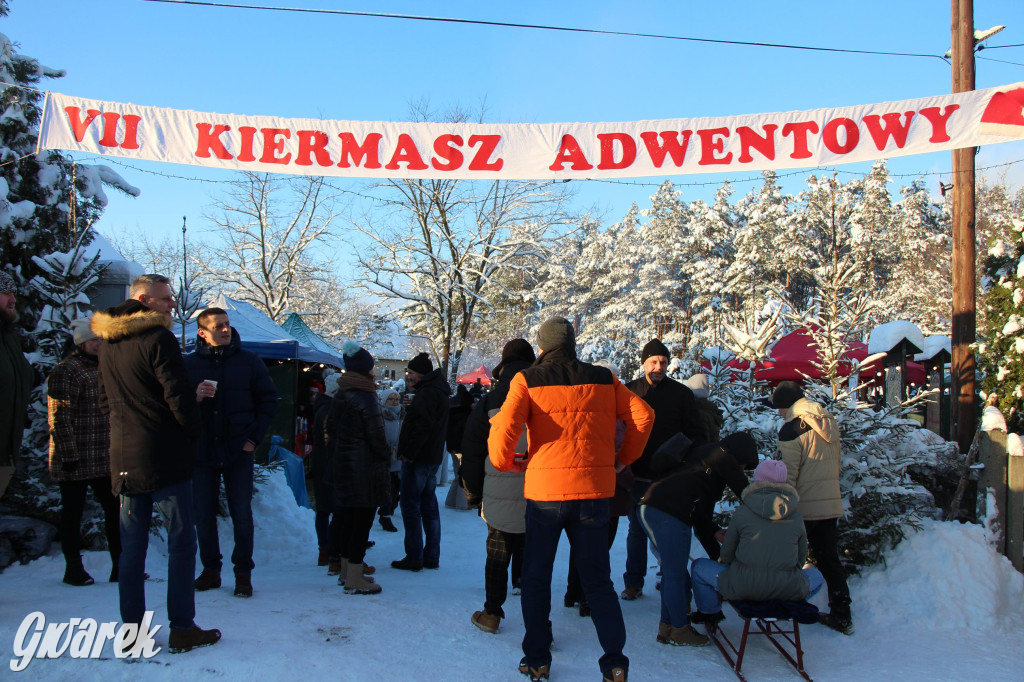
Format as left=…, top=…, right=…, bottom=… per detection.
left=685, top=182, right=737, bottom=350
left=978, top=213, right=1024, bottom=434
left=637, top=181, right=692, bottom=351
left=847, top=160, right=897, bottom=307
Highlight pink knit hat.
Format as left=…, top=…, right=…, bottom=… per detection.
left=754, top=459, right=788, bottom=484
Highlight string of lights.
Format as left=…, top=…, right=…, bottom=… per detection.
left=142, top=0, right=958, bottom=62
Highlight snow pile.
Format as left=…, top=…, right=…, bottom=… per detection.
left=247, top=466, right=317, bottom=562
left=855, top=519, right=1024, bottom=632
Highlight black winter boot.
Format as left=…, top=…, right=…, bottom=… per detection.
left=63, top=557, right=95, bottom=587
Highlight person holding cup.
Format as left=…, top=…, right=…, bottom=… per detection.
left=184, top=307, right=278, bottom=598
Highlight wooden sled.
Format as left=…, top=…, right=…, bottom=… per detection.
left=705, top=599, right=817, bottom=682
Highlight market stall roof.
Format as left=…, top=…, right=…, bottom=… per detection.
left=280, top=312, right=343, bottom=358
left=177, top=295, right=343, bottom=367
left=456, top=365, right=493, bottom=385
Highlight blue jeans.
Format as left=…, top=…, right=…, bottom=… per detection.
left=623, top=481, right=651, bottom=589
left=637, top=505, right=693, bottom=627
left=399, top=461, right=441, bottom=563
left=522, top=499, right=627, bottom=675
left=690, top=558, right=825, bottom=614
left=119, top=480, right=197, bottom=632
left=192, top=456, right=255, bottom=576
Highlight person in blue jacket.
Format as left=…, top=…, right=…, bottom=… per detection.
left=184, top=307, right=278, bottom=598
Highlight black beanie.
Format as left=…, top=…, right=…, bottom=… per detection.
left=408, top=352, right=433, bottom=375
left=766, top=381, right=804, bottom=409
left=720, top=432, right=759, bottom=470
left=492, top=338, right=536, bottom=377
left=641, top=338, right=671, bottom=363
left=537, top=317, right=575, bottom=352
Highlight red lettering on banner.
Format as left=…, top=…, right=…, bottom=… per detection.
left=120, top=115, right=141, bottom=150
left=195, top=123, right=233, bottom=160
left=260, top=128, right=292, bottom=164
left=863, top=111, right=915, bottom=150
left=781, top=121, right=819, bottom=159
left=549, top=135, right=593, bottom=171
left=431, top=135, right=464, bottom=171
left=917, top=105, right=960, bottom=143
left=337, top=132, right=382, bottom=169
left=597, top=133, right=637, bottom=170
left=822, top=118, right=859, bottom=154
left=296, top=130, right=332, bottom=167
left=467, top=135, right=503, bottom=171
left=237, top=127, right=257, bottom=163
left=697, top=128, right=732, bottom=165
left=64, top=107, right=101, bottom=142
left=385, top=134, right=429, bottom=170
left=97, top=112, right=122, bottom=148
left=639, top=131, right=692, bottom=168
left=736, top=124, right=778, bottom=163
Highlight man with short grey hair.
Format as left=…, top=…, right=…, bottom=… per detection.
left=128, top=274, right=176, bottom=314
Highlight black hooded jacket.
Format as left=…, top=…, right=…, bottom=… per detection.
left=92, top=300, right=201, bottom=494
left=397, top=367, right=451, bottom=466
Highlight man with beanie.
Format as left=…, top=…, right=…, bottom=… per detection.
left=461, top=338, right=536, bottom=634
left=622, top=338, right=705, bottom=601
left=489, top=317, right=654, bottom=682
left=185, top=307, right=278, bottom=598
left=0, top=270, right=33, bottom=498
left=689, top=459, right=825, bottom=620
left=91, top=274, right=220, bottom=653
left=767, top=381, right=853, bottom=634
left=47, top=317, right=120, bottom=587
left=392, top=351, right=450, bottom=571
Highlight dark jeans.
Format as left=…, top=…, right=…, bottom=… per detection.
left=623, top=480, right=650, bottom=589
left=484, top=525, right=525, bottom=619
left=119, top=480, right=196, bottom=632
left=59, top=477, right=120, bottom=563
left=399, top=461, right=441, bottom=564
left=336, top=506, right=376, bottom=565
left=521, top=499, right=627, bottom=675
left=192, top=456, right=255, bottom=577
left=637, top=505, right=693, bottom=627
left=805, top=517, right=852, bottom=618
left=379, top=471, right=401, bottom=518
left=313, top=476, right=337, bottom=554
left=566, top=516, right=619, bottom=602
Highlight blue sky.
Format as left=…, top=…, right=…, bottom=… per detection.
left=4, top=0, right=1023, bottom=270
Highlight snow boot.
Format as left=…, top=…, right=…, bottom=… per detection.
left=168, top=624, right=222, bottom=653
left=518, top=656, right=550, bottom=681
left=620, top=585, right=642, bottom=600
left=668, top=624, right=710, bottom=647
left=602, top=667, right=628, bottom=682
left=327, top=557, right=342, bottom=576
left=471, top=610, right=500, bottom=634
left=657, top=621, right=672, bottom=644
left=234, top=574, right=253, bottom=598
left=317, top=549, right=329, bottom=566
left=62, top=557, right=95, bottom=587
left=344, top=561, right=381, bottom=595
left=379, top=516, right=398, bottom=532
left=819, top=612, right=854, bottom=635
left=362, top=562, right=376, bottom=575
left=194, top=568, right=221, bottom=591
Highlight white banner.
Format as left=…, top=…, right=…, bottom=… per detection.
left=37, top=84, right=1024, bottom=180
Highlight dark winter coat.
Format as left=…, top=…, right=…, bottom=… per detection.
left=184, top=328, right=278, bottom=468
left=47, top=349, right=110, bottom=482
left=309, top=391, right=333, bottom=485
left=325, top=379, right=391, bottom=508
left=639, top=441, right=750, bottom=556
left=462, top=358, right=531, bottom=534
left=92, top=300, right=201, bottom=495
left=717, top=480, right=810, bottom=602
left=398, top=368, right=451, bottom=466
left=446, top=385, right=474, bottom=454
left=0, top=321, right=33, bottom=471
left=625, top=375, right=705, bottom=480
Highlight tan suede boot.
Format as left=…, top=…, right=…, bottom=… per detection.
left=344, top=561, right=381, bottom=595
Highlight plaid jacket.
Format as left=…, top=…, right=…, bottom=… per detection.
left=47, top=350, right=110, bottom=482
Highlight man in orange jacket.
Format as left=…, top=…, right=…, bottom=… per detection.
left=489, top=317, right=654, bottom=682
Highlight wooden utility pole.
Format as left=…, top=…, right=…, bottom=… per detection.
left=950, top=0, right=977, bottom=455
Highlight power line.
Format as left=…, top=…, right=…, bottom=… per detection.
left=142, top=0, right=950, bottom=62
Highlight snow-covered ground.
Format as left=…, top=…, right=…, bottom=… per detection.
left=1, top=469, right=1021, bottom=681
